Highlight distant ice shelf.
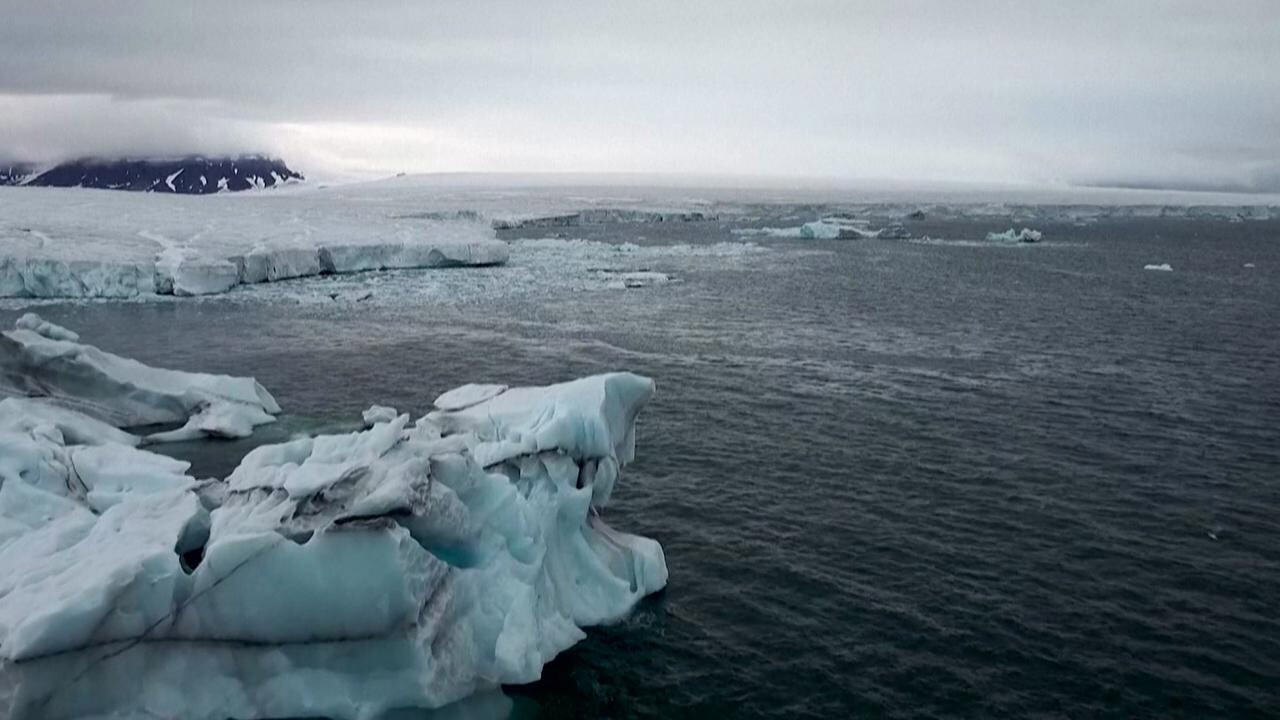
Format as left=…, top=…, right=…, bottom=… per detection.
left=0, top=187, right=509, bottom=299
left=731, top=218, right=910, bottom=240
left=0, top=315, right=667, bottom=719
left=491, top=208, right=718, bottom=230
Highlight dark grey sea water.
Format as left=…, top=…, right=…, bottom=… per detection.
left=7, top=210, right=1279, bottom=718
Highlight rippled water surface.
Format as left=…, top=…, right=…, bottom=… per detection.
left=8, top=211, right=1279, bottom=718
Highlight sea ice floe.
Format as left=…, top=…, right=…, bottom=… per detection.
left=0, top=314, right=279, bottom=439
left=592, top=269, right=673, bottom=289
left=0, top=342, right=666, bottom=718
left=800, top=220, right=844, bottom=239
left=1144, top=263, right=1174, bottom=272
left=985, top=227, right=1043, bottom=243
left=734, top=219, right=906, bottom=240
left=362, top=404, right=400, bottom=427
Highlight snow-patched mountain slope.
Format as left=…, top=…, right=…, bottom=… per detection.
left=14, top=156, right=303, bottom=194
left=0, top=164, right=37, bottom=187
left=0, top=317, right=666, bottom=719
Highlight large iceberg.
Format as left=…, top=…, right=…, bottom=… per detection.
left=0, top=319, right=666, bottom=719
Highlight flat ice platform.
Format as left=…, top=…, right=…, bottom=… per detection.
left=0, top=186, right=509, bottom=298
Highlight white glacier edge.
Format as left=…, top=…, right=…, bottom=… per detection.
left=0, top=317, right=667, bottom=719
left=0, top=187, right=510, bottom=300
left=0, top=238, right=510, bottom=300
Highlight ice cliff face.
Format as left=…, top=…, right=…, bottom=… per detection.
left=0, top=317, right=666, bottom=719
left=0, top=187, right=511, bottom=299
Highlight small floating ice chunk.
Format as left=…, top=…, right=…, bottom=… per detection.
left=593, top=269, right=672, bottom=289
left=731, top=227, right=783, bottom=237
left=329, top=289, right=374, bottom=302
left=1244, top=263, right=1255, bottom=268
left=362, top=404, right=399, bottom=426
left=146, top=400, right=278, bottom=442
left=13, top=313, right=78, bottom=342
left=800, top=220, right=843, bottom=239
left=986, top=227, right=1043, bottom=243
left=434, top=383, right=508, bottom=411
left=1144, top=263, right=1173, bottom=272
left=616, top=271, right=671, bottom=289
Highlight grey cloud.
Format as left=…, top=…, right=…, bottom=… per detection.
left=1, top=0, right=1277, bottom=189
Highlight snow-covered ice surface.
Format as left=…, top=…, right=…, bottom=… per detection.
left=0, top=321, right=666, bottom=719
left=434, top=384, right=508, bottom=411
left=0, top=314, right=279, bottom=440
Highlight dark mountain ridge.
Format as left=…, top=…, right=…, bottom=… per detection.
left=0, top=156, right=303, bottom=194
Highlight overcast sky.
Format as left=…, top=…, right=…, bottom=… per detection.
left=2, top=1, right=1277, bottom=189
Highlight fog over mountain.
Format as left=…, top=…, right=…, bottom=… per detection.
left=2, top=1, right=1277, bottom=189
